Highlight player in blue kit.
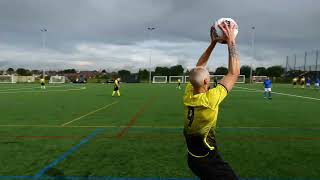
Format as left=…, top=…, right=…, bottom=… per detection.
left=306, top=77, right=311, bottom=88
left=264, top=77, right=272, bottom=99
left=315, top=78, right=319, bottom=89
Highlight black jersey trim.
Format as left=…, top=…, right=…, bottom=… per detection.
left=217, top=83, right=229, bottom=93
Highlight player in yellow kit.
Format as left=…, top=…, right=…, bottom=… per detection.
left=184, top=21, right=240, bottom=180
left=112, top=78, right=121, bottom=97
left=177, top=79, right=181, bottom=89
left=40, top=78, right=46, bottom=89
left=300, top=76, right=306, bottom=88
left=292, top=77, right=298, bottom=88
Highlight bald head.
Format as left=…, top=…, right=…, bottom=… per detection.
left=189, top=67, right=210, bottom=89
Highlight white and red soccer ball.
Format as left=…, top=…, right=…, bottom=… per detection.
left=211, top=18, right=238, bottom=43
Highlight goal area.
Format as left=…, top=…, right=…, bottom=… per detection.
left=253, top=76, right=267, bottom=83
left=152, top=76, right=167, bottom=83
left=49, top=75, right=66, bottom=84
left=0, top=75, right=17, bottom=83
left=169, top=76, right=184, bottom=83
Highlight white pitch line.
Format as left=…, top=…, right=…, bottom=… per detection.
left=0, top=85, right=80, bottom=92
left=61, top=101, right=118, bottom=126
left=235, top=86, right=320, bottom=101
left=0, top=88, right=84, bottom=94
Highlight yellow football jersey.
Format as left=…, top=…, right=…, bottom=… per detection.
left=293, top=78, right=298, bottom=82
left=114, top=79, right=119, bottom=87
left=178, top=79, right=181, bottom=83
left=40, top=79, right=45, bottom=83
left=183, top=83, right=228, bottom=157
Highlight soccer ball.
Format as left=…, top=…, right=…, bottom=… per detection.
left=211, top=18, right=238, bottom=43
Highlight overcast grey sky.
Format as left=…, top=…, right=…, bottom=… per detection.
left=0, top=0, right=319, bottom=72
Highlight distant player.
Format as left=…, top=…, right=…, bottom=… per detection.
left=306, top=77, right=311, bottom=88
left=300, top=76, right=305, bottom=88
left=292, top=77, right=298, bottom=88
left=263, top=77, right=272, bottom=99
left=315, top=78, right=319, bottom=89
left=40, top=78, right=46, bottom=89
left=213, top=76, right=218, bottom=87
left=112, top=78, right=121, bottom=97
left=177, top=79, right=181, bottom=89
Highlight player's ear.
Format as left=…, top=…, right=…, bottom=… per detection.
left=204, top=78, right=209, bottom=86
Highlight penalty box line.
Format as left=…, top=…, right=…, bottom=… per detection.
left=61, top=101, right=118, bottom=126
left=234, top=86, right=320, bottom=101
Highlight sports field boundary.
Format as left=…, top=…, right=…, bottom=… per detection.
left=61, top=101, right=118, bottom=126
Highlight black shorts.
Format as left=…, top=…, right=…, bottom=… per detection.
left=114, top=86, right=119, bottom=91
left=293, top=82, right=296, bottom=85
left=178, top=83, right=181, bottom=86
left=187, top=149, right=238, bottom=180
left=41, top=82, right=45, bottom=86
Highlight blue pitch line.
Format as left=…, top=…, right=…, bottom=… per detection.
left=33, top=128, right=104, bottom=179
left=0, top=176, right=320, bottom=180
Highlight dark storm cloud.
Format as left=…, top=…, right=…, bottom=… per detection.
left=0, top=0, right=319, bottom=70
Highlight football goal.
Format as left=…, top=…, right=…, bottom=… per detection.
left=0, top=75, right=17, bottom=83
left=49, top=75, right=66, bottom=84
left=152, top=76, right=167, bottom=83
left=184, top=76, right=189, bottom=83
left=17, top=76, right=35, bottom=83
left=169, top=76, right=184, bottom=83
left=210, top=75, right=245, bottom=83
left=253, top=76, right=267, bottom=83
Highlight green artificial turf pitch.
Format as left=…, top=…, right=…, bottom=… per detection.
left=0, top=83, right=319, bottom=179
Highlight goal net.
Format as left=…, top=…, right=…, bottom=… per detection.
left=169, top=76, right=184, bottom=83
left=0, top=75, right=17, bottom=83
left=253, top=76, right=267, bottom=83
left=237, top=75, right=246, bottom=83
left=17, top=76, right=35, bottom=83
left=49, top=75, right=66, bottom=84
left=152, top=76, right=167, bottom=83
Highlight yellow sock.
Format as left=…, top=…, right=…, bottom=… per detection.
left=112, top=91, right=115, bottom=96
left=117, top=90, right=120, bottom=96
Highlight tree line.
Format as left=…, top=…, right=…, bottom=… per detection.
left=3, top=65, right=285, bottom=80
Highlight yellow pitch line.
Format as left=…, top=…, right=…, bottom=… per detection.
left=61, top=101, right=118, bottom=126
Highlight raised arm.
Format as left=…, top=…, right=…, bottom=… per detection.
left=219, top=22, right=240, bottom=91
left=196, top=27, right=221, bottom=67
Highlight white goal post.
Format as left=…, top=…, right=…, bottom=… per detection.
left=169, top=76, right=184, bottom=83
left=0, top=75, right=17, bottom=83
left=210, top=75, right=246, bottom=83
left=49, top=75, right=66, bottom=84
left=184, top=76, right=189, bottom=83
left=253, top=76, right=267, bottom=83
left=152, top=76, right=167, bottom=83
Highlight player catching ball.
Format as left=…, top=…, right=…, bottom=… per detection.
left=183, top=19, right=240, bottom=180
left=112, top=78, right=121, bottom=97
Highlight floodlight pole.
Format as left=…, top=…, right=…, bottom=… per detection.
left=250, top=26, right=255, bottom=83
left=41, top=28, right=47, bottom=79
left=147, top=27, right=156, bottom=84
